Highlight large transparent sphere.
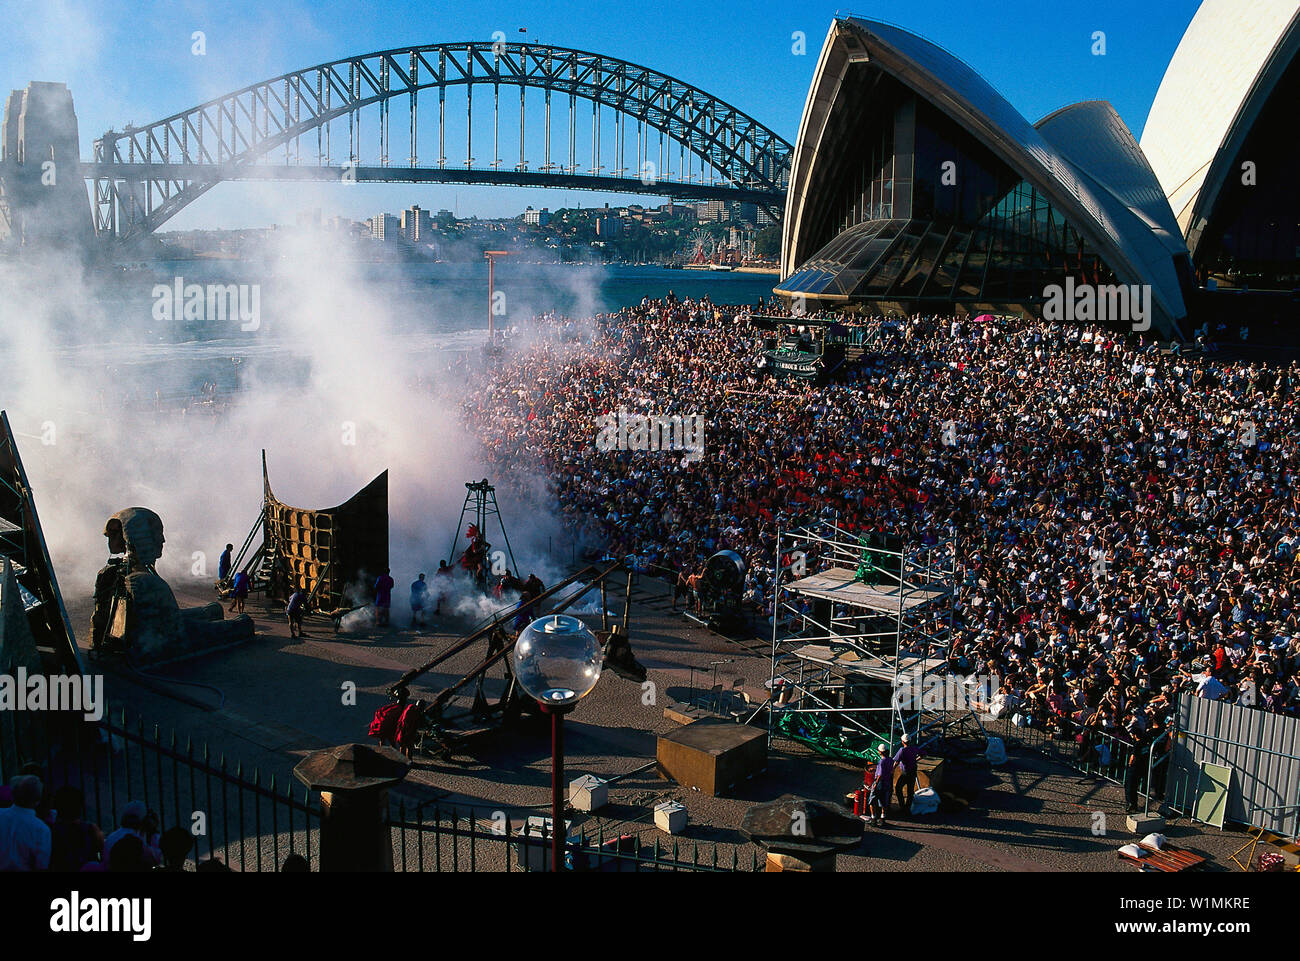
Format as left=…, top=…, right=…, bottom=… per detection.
left=513, top=614, right=604, bottom=705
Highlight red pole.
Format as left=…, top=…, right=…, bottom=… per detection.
left=541, top=701, right=574, bottom=872
left=488, top=255, right=495, bottom=341
left=551, top=707, right=564, bottom=873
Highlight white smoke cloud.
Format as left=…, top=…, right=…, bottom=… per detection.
left=0, top=230, right=589, bottom=634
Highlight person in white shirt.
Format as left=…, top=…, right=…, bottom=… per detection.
left=0, top=776, right=51, bottom=871
left=1185, top=668, right=1229, bottom=701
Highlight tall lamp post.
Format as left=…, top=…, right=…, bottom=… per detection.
left=513, top=613, right=603, bottom=872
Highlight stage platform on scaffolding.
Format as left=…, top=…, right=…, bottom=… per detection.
left=783, top=567, right=947, bottom=612
left=784, top=645, right=948, bottom=684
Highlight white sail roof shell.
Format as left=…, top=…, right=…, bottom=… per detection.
left=1140, top=0, right=1300, bottom=235
left=782, top=18, right=1189, bottom=334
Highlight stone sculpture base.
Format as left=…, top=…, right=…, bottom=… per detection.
left=116, top=571, right=255, bottom=666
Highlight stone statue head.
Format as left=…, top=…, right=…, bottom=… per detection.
left=105, top=507, right=165, bottom=568
left=104, top=516, right=126, bottom=555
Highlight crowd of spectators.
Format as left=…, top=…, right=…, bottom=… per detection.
left=0, top=769, right=250, bottom=872
left=463, top=297, right=1300, bottom=796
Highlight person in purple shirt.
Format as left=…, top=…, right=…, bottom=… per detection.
left=374, top=569, right=395, bottom=627
left=286, top=588, right=308, bottom=639
left=893, top=733, right=924, bottom=814
left=867, top=746, right=895, bottom=827
left=228, top=569, right=250, bottom=614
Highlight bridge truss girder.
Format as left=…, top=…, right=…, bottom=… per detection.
left=89, top=41, right=792, bottom=239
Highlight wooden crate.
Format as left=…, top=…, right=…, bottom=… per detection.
left=656, top=718, right=766, bottom=797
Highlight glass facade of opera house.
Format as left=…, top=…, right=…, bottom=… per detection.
left=778, top=73, right=1119, bottom=310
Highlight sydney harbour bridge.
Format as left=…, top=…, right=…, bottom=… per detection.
left=55, top=40, right=793, bottom=242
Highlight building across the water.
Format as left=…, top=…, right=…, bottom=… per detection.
left=776, top=4, right=1300, bottom=340
left=401, top=205, right=433, bottom=242
left=369, top=212, right=400, bottom=241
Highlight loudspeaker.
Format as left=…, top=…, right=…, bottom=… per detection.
left=845, top=672, right=892, bottom=709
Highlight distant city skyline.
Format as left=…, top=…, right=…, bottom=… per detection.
left=5, top=0, right=1202, bottom=229
left=159, top=197, right=747, bottom=230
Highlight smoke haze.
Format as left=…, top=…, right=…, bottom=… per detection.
left=0, top=232, right=595, bottom=629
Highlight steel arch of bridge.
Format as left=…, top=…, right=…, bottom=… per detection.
left=88, top=41, right=792, bottom=239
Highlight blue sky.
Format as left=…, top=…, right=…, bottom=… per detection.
left=4, top=0, right=1202, bottom=228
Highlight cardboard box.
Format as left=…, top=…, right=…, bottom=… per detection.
left=654, top=801, right=688, bottom=834
left=569, top=775, right=607, bottom=812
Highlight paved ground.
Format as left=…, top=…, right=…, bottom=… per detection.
left=65, top=573, right=1254, bottom=872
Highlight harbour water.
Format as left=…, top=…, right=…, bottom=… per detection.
left=82, top=260, right=777, bottom=336
left=0, top=254, right=778, bottom=589
left=14, top=260, right=778, bottom=399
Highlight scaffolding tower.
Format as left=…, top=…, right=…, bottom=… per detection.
left=768, top=520, right=981, bottom=759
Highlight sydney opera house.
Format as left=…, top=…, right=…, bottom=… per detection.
left=776, top=1, right=1300, bottom=340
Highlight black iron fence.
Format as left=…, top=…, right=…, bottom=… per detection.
left=987, top=714, right=1134, bottom=783
left=986, top=712, right=1200, bottom=819
left=386, top=800, right=761, bottom=873
left=20, top=707, right=319, bottom=872
left=12, top=707, right=756, bottom=872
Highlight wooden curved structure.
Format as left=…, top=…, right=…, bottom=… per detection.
left=261, top=451, right=388, bottom=611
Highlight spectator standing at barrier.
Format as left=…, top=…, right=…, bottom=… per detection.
left=103, top=801, right=161, bottom=868
left=48, top=786, right=103, bottom=872
left=1147, top=725, right=1175, bottom=801
left=410, top=573, right=429, bottom=628
left=1183, top=663, right=1230, bottom=700
left=893, top=734, right=923, bottom=814
left=0, top=776, right=51, bottom=871
left=374, top=569, right=395, bottom=627
left=16, top=762, right=52, bottom=825
left=159, top=826, right=194, bottom=871
left=108, top=835, right=147, bottom=872
left=1123, top=714, right=1154, bottom=814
